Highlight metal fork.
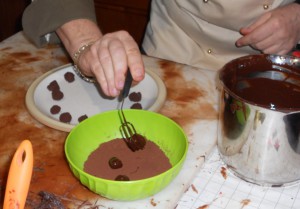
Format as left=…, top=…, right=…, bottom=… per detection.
left=119, top=70, right=146, bottom=151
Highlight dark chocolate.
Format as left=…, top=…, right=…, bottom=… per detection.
left=125, top=133, right=146, bottom=151
left=115, top=175, right=130, bottom=181
left=109, top=157, right=123, bottom=169
left=47, top=80, right=60, bottom=91
left=59, top=112, right=72, bottom=123
left=64, top=72, right=75, bottom=83
left=220, top=55, right=300, bottom=111
left=35, top=191, right=64, bottom=209
left=78, top=114, right=88, bottom=122
left=50, top=105, right=61, bottom=114
left=129, top=92, right=142, bottom=102
left=52, top=90, right=64, bottom=101
left=130, top=103, right=142, bottom=109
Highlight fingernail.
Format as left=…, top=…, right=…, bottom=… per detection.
left=117, top=80, right=124, bottom=89
left=135, top=69, right=144, bottom=79
left=111, top=88, right=119, bottom=97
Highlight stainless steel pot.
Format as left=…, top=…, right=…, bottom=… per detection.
left=218, top=54, right=300, bottom=186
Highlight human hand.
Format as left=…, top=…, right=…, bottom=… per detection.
left=236, top=3, right=300, bottom=55
left=78, top=31, right=145, bottom=97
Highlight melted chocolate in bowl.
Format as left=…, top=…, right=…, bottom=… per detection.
left=219, top=54, right=300, bottom=112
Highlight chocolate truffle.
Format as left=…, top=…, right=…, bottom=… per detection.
left=59, top=112, right=72, bottom=123
left=109, top=157, right=123, bottom=169
left=78, top=114, right=88, bottom=122
left=50, top=105, right=61, bottom=114
left=115, top=175, right=130, bottom=181
left=129, top=92, right=142, bottom=102
left=130, top=103, right=142, bottom=109
left=47, top=80, right=60, bottom=91
left=64, top=72, right=75, bottom=83
left=52, top=90, right=64, bottom=101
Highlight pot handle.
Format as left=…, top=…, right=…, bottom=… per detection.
left=3, top=140, right=33, bottom=209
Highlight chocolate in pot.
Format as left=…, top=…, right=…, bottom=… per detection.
left=219, top=54, right=300, bottom=112
left=218, top=54, right=300, bottom=186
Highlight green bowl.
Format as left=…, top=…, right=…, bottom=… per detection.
left=65, top=109, right=188, bottom=201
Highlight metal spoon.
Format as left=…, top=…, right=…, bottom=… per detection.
left=118, top=70, right=146, bottom=151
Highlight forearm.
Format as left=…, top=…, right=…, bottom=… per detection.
left=22, top=0, right=97, bottom=47
left=56, top=19, right=103, bottom=63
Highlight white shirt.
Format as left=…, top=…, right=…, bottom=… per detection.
left=142, top=0, right=295, bottom=70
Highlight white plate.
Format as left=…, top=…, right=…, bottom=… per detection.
left=25, top=64, right=166, bottom=132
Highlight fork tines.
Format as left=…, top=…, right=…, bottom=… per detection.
left=119, top=122, right=145, bottom=151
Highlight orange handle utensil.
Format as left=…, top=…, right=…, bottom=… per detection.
left=3, top=140, right=33, bottom=209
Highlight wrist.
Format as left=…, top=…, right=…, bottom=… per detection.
left=56, top=19, right=102, bottom=60
left=72, top=42, right=97, bottom=83
left=73, top=41, right=95, bottom=65
left=56, top=19, right=102, bottom=83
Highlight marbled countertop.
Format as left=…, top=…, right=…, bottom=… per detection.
left=0, top=32, right=219, bottom=208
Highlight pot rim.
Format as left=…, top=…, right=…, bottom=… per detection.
left=218, top=54, right=300, bottom=113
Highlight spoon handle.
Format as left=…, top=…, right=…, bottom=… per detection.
left=121, top=70, right=133, bottom=99
left=4, top=140, right=33, bottom=209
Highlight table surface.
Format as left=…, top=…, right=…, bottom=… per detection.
left=1, top=32, right=299, bottom=209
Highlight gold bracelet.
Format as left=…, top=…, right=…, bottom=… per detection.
left=72, top=42, right=96, bottom=83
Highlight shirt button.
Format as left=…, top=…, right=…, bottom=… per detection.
left=207, top=49, right=212, bottom=54
left=203, top=0, right=209, bottom=3
left=263, top=4, right=269, bottom=10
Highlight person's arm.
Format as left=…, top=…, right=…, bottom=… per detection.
left=22, top=0, right=145, bottom=97
left=236, top=2, right=300, bottom=55
left=22, top=0, right=97, bottom=47
left=56, top=19, right=145, bottom=97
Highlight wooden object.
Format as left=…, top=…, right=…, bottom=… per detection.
left=0, top=0, right=30, bottom=42
left=94, top=0, right=151, bottom=46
